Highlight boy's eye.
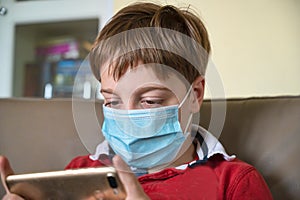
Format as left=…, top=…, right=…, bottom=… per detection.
left=141, top=99, right=163, bottom=108
left=104, top=100, right=122, bottom=108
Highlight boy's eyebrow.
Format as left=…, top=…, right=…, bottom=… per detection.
left=134, top=85, right=173, bottom=94
left=100, top=88, right=115, bottom=94
left=101, top=85, right=172, bottom=94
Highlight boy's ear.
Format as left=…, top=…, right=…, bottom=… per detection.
left=190, top=76, right=205, bottom=113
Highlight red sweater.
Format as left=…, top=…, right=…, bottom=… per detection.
left=65, top=154, right=273, bottom=200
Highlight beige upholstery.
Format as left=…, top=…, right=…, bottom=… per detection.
left=0, top=97, right=300, bottom=199
left=200, top=97, right=300, bottom=200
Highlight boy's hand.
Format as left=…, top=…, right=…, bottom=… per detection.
left=0, top=156, right=24, bottom=200
left=1, top=155, right=149, bottom=200
left=112, top=155, right=150, bottom=200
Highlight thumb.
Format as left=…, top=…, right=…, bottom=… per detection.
left=112, top=155, right=149, bottom=200
left=0, top=156, right=15, bottom=193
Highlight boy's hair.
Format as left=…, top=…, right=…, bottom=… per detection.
left=90, top=2, right=211, bottom=84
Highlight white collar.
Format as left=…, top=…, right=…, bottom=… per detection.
left=175, top=125, right=236, bottom=170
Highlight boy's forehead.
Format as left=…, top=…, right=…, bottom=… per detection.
left=101, top=63, right=188, bottom=98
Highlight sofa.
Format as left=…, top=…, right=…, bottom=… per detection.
left=0, top=96, right=299, bottom=199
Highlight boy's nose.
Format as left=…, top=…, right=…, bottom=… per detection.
left=121, top=101, right=138, bottom=110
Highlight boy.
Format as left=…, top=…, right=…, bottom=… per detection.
left=1, top=2, right=272, bottom=199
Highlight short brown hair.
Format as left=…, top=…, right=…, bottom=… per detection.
left=89, top=2, right=211, bottom=84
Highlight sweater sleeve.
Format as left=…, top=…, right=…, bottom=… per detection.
left=228, top=166, right=273, bottom=200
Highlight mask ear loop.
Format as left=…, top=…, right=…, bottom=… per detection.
left=178, top=86, right=193, bottom=108
left=170, top=86, right=195, bottom=167
left=183, top=113, right=193, bottom=134
left=178, top=85, right=194, bottom=134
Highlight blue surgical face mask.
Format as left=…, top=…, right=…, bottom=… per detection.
left=101, top=87, right=193, bottom=169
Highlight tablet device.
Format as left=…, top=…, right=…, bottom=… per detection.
left=6, top=167, right=126, bottom=200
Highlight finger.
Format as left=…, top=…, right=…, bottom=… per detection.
left=0, top=156, right=15, bottom=194
left=112, top=155, right=149, bottom=200
left=2, top=193, right=25, bottom=200
left=112, top=155, right=138, bottom=191
left=0, top=156, right=14, bottom=177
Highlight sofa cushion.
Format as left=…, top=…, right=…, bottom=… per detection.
left=0, top=96, right=299, bottom=199
left=200, top=96, right=300, bottom=200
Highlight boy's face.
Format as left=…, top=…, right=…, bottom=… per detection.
left=100, top=62, right=196, bottom=131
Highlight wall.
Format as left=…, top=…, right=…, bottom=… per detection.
left=114, top=0, right=300, bottom=98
